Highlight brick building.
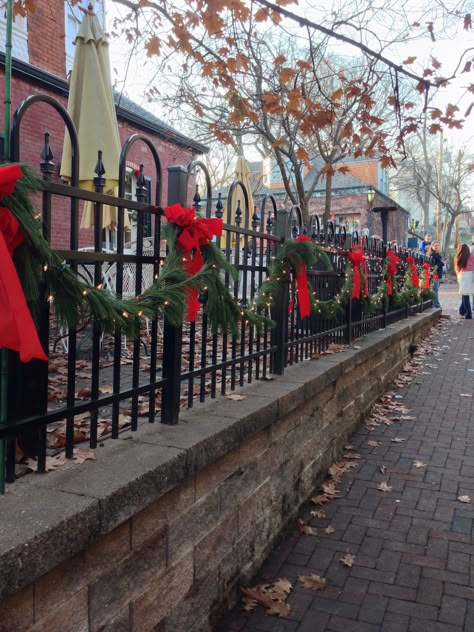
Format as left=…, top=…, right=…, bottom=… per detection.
left=257, top=156, right=409, bottom=244
left=0, top=0, right=207, bottom=248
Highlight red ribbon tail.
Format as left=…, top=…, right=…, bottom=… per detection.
left=0, top=232, right=48, bottom=363
left=295, top=266, right=311, bottom=318
left=352, top=267, right=361, bottom=299
left=387, top=276, right=393, bottom=296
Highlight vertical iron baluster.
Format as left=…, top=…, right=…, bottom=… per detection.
left=89, top=152, right=106, bottom=449
left=211, top=194, right=223, bottom=398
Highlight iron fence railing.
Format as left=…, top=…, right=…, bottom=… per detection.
left=0, top=94, right=432, bottom=488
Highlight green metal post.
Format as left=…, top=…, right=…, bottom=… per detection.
left=1, top=0, right=14, bottom=493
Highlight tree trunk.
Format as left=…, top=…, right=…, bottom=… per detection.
left=322, top=171, right=332, bottom=224
left=443, top=217, right=455, bottom=254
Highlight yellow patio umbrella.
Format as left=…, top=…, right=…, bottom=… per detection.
left=60, top=8, right=129, bottom=232
left=226, top=156, right=255, bottom=250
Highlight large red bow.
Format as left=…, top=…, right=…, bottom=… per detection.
left=386, top=250, right=400, bottom=296
left=289, top=235, right=312, bottom=319
left=164, top=203, right=223, bottom=321
left=0, top=165, right=48, bottom=362
left=405, top=256, right=419, bottom=288
left=347, top=246, right=369, bottom=299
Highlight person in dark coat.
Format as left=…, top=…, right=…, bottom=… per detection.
left=429, top=240, right=444, bottom=308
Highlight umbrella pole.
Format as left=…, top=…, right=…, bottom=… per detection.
left=1, top=0, right=14, bottom=493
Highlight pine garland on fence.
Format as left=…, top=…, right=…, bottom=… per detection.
left=4, top=165, right=434, bottom=341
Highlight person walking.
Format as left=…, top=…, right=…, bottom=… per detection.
left=429, top=240, right=445, bottom=308
left=454, top=243, right=474, bottom=319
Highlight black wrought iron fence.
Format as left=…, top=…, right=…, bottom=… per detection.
left=0, top=93, right=432, bottom=488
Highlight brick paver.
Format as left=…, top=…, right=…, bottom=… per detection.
left=218, top=278, right=474, bottom=631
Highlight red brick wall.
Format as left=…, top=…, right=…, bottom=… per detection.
left=26, top=0, right=67, bottom=77
left=0, top=72, right=198, bottom=248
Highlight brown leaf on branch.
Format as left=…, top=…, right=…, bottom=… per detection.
left=403, top=56, right=417, bottom=65
left=464, top=13, right=471, bottom=30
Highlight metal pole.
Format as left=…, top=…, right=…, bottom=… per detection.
left=0, top=0, right=14, bottom=493
left=436, top=130, right=443, bottom=243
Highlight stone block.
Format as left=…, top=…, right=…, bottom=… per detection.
left=29, top=587, right=89, bottom=632
left=0, top=484, right=99, bottom=600
left=0, top=585, right=33, bottom=632
left=220, top=460, right=259, bottom=516
left=194, top=513, right=239, bottom=581
left=132, top=550, right=193, bottom=632
left=89, top=528, right=166, bottom=631
left=238, top=429, right=270, bottom=465
left=163, top=569, right=220, bottom=632
left=131, top=479, right=194, bottom=549
left=34, top=521, right=131, bottom=621
left=168, top=489, right=220, bottom=564
left=196, top=448, right=241, bottom=500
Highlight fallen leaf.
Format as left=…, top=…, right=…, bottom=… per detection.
left=413, top=460, right=427, bottom=468
left=266, top=601, right=290, bottom=617
left=297, top=574, right=327, bottom=590
left=339, top=553, right=355, bottom=567
left=378, top=481, right=392, bottom=492
left=322, top=481, right=340, bottom=496
left=76, top=386, right=92, bottom=398
left=271, top=578, right=292, bottom=598
left=344, top=444, right=355, bottom=450
left=24, top=454, right=67, bottom=472
left=391, top=437, right=406, bottom=443
left=310, top=493, right=333, bottom=506
left=73, top=448, right=96, bottom=464
left=343, top=452, right=361, bottom=459
left=325, top=525, right=336, bottom=534
left=379, top=465, right=387, bottom=474
left=459, top=393, right=472, bottom=398
left=299, top=519, right=318, bottom=536
left=457, top=495, right=471, bottom=503
left=311, top=353, right=321, bottom=360
left=368, top=440, right=381, bottom=447
left=310, top=509, right=326, bottom=519
left=225, top=393, right=247, bottom=401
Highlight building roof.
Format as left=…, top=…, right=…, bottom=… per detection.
left=1, top=53, right=208, bottom=154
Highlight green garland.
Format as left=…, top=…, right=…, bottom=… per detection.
left=5, top=165, right=270, bottom=336
left=4, top=166, right=434, bottom=340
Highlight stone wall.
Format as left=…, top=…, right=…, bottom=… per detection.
left=0, top=311, right=439, bottom=632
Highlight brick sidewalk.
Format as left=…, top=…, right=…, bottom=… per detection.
left=218, top=281, right=474, bottom=632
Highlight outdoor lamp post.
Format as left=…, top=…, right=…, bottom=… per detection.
left=367, top=187, right=375, bottom=234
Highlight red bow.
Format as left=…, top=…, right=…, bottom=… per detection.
left=422, top=262, right=431, bottom=289
left=0, top=165, right=48, bottom=362
left=347, top=246, right=369, bottom=299
left=164, top=203, right=223, bottom=321
left=405, top=256, right=419, bottom=288
left=386, top=250, right=400, bottom=296
left=289, top=235, right=312, bottom=319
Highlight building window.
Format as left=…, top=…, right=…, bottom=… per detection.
left=0, top=12, right=28, bottom=62
left=65, top=0, right=106, bottom=74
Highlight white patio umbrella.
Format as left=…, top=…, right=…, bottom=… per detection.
left=60, top=8, right=129, bottom=234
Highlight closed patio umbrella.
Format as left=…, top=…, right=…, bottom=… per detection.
left=60, top=7, right=129, bottom=232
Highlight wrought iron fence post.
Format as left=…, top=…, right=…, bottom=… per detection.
left=161, top=166, right=187, bottom=424
left=270, top=208, right=291, bottom=375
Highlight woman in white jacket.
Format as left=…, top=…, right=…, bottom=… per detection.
left=454, top=243, right=474, bottom=319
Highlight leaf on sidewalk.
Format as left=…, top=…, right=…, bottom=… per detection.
left=457, top=495, right=471, bottom=503
left=378, top=481, right=392, bottom=492
left=299, top=519, right=318, bottom=536
left=297, top=574, right=327, bottom=590
left=413, top=460, right=427, bottom=469
left=368, top=440, right=381, bottom=447
left=310, top=509, right=326, bottom=519
left=73, top=448, right=96, bottom=464
left=25, top=454, right=67, bottom=472
left=339, top=553, right=355, bottom=567
left=310, top=493, right=333, bottom=506
left=391, top=437, right=406, bottom=443
left=225, top=393, right=247, bottom=401
left=325, top=525, right=336, bottom=534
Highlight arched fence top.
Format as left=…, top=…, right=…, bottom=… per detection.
left=119, top=134, right=162, bottom=203
left=187, top=160, right=213, bottom=218
left=11, top=94, right=79, bottom=185
left=258, top=194, right=278, bottom=234
left=226, top=179, right=251, bottom=228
